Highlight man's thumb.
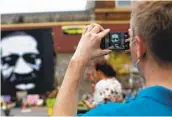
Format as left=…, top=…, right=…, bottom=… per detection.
left=101, top=49, right=112, bottom=56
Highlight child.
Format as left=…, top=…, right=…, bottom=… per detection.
left=84, top=62, right=123, bottom=108
left=93, top=78, right=123, bottom=105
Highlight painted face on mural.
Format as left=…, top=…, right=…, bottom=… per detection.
left=1, top=32, right=42, bottom=89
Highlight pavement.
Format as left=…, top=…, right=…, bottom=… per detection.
left=1, top=107, right=89, bottom=116
left=1, top=107, right=49, bottom=116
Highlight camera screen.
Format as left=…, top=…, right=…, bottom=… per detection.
left=101, top=32, right=129, bottom=50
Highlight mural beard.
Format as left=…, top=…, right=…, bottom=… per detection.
left=1, top=32, right=42, bottom=91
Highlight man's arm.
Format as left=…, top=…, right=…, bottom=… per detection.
left=52, top=58, right=86, bottom=116
left=52, top=23, right=111, bottom=116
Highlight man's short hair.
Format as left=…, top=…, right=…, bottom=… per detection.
left=130, top=1, right=172, bottom=64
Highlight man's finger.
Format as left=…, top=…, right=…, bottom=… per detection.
left=100, top=49, right=112, bottom=56
left=98, top=29, right=110, bottom=39
left=87, top=24, right=95, bottom=32
left=125, top=38, right=130, bottom=42
left=92, top=56, right=105, bottom=64
left=83, top=26, right=88, bottom=34
left=92, top=24, right=104, bottom=33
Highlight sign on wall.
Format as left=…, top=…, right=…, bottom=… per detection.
left=62, top=25, right=85, bottom=35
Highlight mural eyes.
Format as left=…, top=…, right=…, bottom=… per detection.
left=2, top=54, right=19, bottom=66
left=23, top=53, right=40, bottom=64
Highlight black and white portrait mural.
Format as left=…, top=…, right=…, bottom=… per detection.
left=1, top=32, right=42, bottom=83
left=1, top=28, right=56, bottom=96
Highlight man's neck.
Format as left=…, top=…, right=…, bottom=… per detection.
left=143, top=60, right=172, bottom=89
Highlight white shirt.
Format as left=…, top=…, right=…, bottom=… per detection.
left=93, top=78, right=122, bottom=105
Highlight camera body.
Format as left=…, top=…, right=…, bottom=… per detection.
left=100, top=32, right=129, bottom=51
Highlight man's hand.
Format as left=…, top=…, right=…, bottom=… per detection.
left=72, top=23, right=112, bottom=64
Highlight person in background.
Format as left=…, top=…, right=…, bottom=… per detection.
left=89, top=62, right=117, bottom=88
left=53, top=1, right=172, bottom=116
left=84, top=63, right=122, bottom=108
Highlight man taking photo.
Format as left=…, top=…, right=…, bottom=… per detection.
left=53, top=1, right=172, bottom=116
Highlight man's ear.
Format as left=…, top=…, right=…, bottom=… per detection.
left=135, top=36, right=146, bottom=59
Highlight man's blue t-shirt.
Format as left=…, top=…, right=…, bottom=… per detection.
left=82, top=86, right=172, bottom=116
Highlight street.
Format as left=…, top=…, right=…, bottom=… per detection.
left=1, top=107, right=49, bottom=116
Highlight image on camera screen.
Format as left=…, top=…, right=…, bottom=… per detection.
left=100, top=32, right=129, bottom=50
left=110, top=32, right=128, bottom=50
